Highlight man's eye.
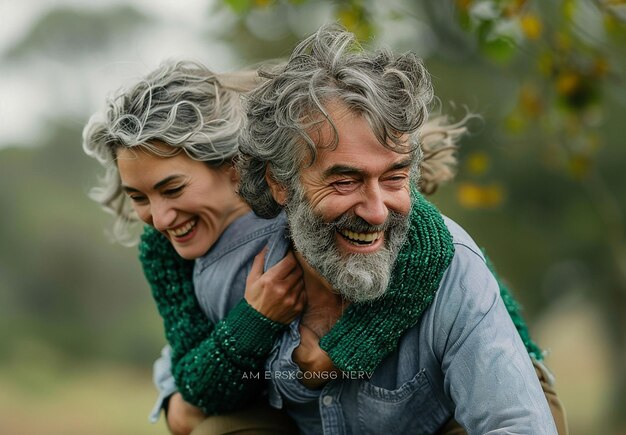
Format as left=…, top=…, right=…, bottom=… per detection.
left=385, top=175, right=408, bottom=186
left=333, top=180, right=358, bottom=192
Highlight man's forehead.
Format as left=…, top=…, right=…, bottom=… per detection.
left=320, top=102, right=411, bottom=143
left=302, top=100, right=414, bottom=167
left=313, top=137, right=415, bottom=176
left=313, top=126, right=413, bottom=163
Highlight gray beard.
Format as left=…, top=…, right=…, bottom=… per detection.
left=285, top=186, right=410, bottom=302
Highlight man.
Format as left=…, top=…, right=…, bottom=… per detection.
left=234, top=24, right=561, bottom=434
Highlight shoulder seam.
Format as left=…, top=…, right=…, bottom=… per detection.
left=196, top=221, right=284, bottom=272
left=452, top=241, right=485, bottom=263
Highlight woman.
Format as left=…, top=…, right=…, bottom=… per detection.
left=83, top=59, right=477, bottom=435
left=83, top=60, right=307, bottom=434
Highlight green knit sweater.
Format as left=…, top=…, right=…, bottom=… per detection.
left=139, top=191, right=541, bottom=414
left=140, top=231, right=285, bottom=414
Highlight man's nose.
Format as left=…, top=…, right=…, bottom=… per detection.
left=150, top=199, right=176, bottom=231
left=354, top=183, right=388, bottom=226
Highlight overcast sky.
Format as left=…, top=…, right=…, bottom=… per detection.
left=0, top=0, right=239, bottom=148
left=0, top=0, right=433, bottom=149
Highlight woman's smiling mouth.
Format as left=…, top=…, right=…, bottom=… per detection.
left=167, top=218, right=198, bottom=239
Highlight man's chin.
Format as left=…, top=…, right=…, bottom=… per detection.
left=337, top=281, right=388, bottom=303
left=341, top=286, right=387, bottom=303
left=327, top=254, right=391, bottom=303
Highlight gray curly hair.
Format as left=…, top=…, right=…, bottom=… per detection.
left=82, top=59, right=261, bottom=244
left=418, top=113, right=470, bottom=195
left=237, top=24, right=439, bottom=218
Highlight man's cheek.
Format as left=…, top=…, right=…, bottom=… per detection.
left=395, top=191, right=412, bottom=216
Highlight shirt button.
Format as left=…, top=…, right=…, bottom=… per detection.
left=322, top=395, right=333, bottom=406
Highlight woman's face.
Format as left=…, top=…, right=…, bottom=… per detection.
left=117, top=144, right=249, bottom=260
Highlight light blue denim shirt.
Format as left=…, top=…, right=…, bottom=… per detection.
left=264, top=216, right=556, bottom=434
left=151, top=212, right=557, bottom=434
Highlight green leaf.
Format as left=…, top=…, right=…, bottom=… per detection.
left=224, top=0, right=253, bottom=14
left=480, top=36, right=516, bottom=63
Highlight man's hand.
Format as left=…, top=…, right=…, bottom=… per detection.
left=165, top=392, right=206, bottom=435
left=245, top=248, right=306, bottom=324
left=292, top=324, right=340, bottom=389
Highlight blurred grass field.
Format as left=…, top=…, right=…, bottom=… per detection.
left=0, top=296, right=620, bottom=435
left=0, top=350, right=168, bottom=435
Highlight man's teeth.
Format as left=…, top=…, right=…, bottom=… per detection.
left=339, top=229, right=383, bottom=244
left=168, top=220, right=197, bottom=238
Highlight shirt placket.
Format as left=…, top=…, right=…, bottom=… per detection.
left=319, top=382, right=347, bottom=435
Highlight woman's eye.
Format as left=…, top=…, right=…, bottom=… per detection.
left=164, top=186, right=185, bottom=196
left=129, top=195, right=147, bottom=203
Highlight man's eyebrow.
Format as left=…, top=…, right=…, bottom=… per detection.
left=322, top=158, right=413, bottom=179
left=322, top=165, right=364, bottom=179
left=389, top=158, right=413, bottom=171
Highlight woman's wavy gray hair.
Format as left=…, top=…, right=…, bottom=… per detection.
left=418, top=113, right=471, bottom=195
left=237, top=24, right=436, bottom=218
left=82, top=59, right=260, bottom=244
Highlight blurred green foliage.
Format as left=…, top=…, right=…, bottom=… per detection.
left=215, top=0, right=626, bottom=428
left=213, top=1, right=626, bottom=289
left=0, top=121, right=164, bottom=367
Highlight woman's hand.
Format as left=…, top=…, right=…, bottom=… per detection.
left=292, top=324, right=340, bottom=389
left=244, top=248, right=306, bottom=324
left=165, top=392, right=206, bottom=435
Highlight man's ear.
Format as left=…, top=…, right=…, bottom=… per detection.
left=265, top=166, right=288, bottom=205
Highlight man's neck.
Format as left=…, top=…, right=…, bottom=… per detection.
left=294, top=251, right=347, bottom=337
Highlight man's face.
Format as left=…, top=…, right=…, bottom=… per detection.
left=285, top=103, right=413, bottom=302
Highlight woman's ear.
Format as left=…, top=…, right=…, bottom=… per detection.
left=225, top=163, right=240, bottom=184
left=265, top=166, right=288, bottom=205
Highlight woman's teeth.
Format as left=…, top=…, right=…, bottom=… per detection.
left=339, top=229, right=383, bottom=245
left=168, top=220, right=197, bottom=238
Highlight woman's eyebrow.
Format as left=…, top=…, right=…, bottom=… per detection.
left=153, top=175, right=185, bottom=190
left=121, top=185, right=139, bottom=194
left=121, top=175, right=185, bottom=193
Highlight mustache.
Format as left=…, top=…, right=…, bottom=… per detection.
left=331, top=210, right=408, bottom=234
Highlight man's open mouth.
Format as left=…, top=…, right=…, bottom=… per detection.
left=338, top=229, right=384, bottom=246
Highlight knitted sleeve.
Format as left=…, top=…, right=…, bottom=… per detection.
left=319, top=191, right=455, bottom=373
left=483, top=252, right=544, bottom=361
left=319, top=191, right=542, bottom=373
left=139, top=226, right=285, bottom=414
